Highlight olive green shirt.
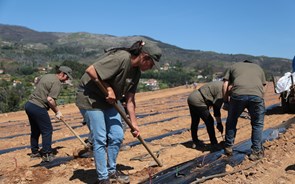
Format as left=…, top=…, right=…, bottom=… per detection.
left=29, top=74, right=62, bottom=109
left=223, top=62, right=266, bottom=98
left=187, top=81, right=223, bottom=117
left=76, top=50, right=141, bottom=110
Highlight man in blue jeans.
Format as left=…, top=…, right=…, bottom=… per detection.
left=76, top=41, right=162, bottom=184
left=223, top=60, right=266, bottom=161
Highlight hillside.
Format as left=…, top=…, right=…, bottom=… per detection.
left=0, top=83, right=294, bottom=183
left=0, top=24, right=292, bottom=77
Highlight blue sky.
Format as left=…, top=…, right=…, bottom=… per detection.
left=0, top=0, right=294, bottom=59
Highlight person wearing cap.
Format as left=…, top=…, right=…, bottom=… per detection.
left=223, top=60, right=266, bottom=161
left=25, top=65, right=73, bottom=162
left=76, top=40, right=161, bottom=184
left=187, top=81, right=225, bottom=151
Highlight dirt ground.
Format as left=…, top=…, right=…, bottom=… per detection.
left=0, top=82, right=294, bottom=184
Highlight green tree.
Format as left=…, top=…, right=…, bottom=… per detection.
left=61, top=60, right=88, bottom=79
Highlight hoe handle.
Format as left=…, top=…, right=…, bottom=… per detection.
left=61, top=118, right=88, bottom=148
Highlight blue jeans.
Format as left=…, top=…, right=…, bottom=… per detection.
left=81, top=108, right=124, bottom=180
left=79, top=109, right=93, bottom=143
left=25, top=102, right=53, bottom=154
left=225, top=95, right=265, bottom=151
left=80, top=101, right=127, bottom=144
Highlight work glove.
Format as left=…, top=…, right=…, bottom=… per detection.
left=217, top=123, right=224, bottom=134
left=55, top=111, right=63, bottom=120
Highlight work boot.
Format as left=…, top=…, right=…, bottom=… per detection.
left=41, top=152, right=55, bottom=163
left=109, top=171, right=130, bottom=184
left=95, top=179, right=110, bottom=184
left=249, top=149, right=264, bottom=161
left=224, top=146, right=233, bottom=156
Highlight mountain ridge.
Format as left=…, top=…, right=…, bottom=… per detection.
left=0, top=24, right=291, bottom=76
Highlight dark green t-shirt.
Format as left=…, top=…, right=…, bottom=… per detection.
left=223, top=62, right=266, bottom=98
left=76, top=50, right=141, bottom=110
left=187, top=81, right=223, bottom=117
left=29, top=74, right=62, bottom=109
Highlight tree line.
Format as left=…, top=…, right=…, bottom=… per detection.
left=0, top=60, right=214, bottom=113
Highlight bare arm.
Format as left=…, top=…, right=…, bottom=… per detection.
left=47, top=96, right=63, bottom=119
left=222, top=80, right=230, bottom=102
left=47, top=96, right=59, bottom=113
left=125, top=92, right=140, bottom=137
left=85, top=65, right=99, bottom=80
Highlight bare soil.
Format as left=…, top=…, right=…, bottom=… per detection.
left=0, top=82, right=294, bottom=184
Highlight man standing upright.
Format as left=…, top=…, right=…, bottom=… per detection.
left=223, top=60, right=266, bottom=161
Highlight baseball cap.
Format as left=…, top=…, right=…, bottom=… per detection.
left=141, top=43, right=162, bottom=69
left=59, top=66, right=73, bottom=80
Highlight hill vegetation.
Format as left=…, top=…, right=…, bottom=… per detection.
left=0, top=24, right=292, bottom=113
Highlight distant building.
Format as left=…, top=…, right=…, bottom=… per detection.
left=143, top=79, right=159, bottom=91
left=13, top=80, right=22, bottom=87
left=197, top=75, right=204, bottom=79
left=37, top=67, right=47, bottom=74
left=34, top=76, right=41, bottom=85
left=163, top=63, right=170, bottom=71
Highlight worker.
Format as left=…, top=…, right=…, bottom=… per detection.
left=187, top=81, right=224, bottom=151
left=223, top=60, right=266, bottom=161
left=76, top=40, right=162, bottom=184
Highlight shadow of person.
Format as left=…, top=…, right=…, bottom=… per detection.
left=52, top=146, right=64, bottom=155
left=27, top=146, right=64, bottom=157
left=117, top=163, right=134, bottom=171
left=181, top=140, right=211, bottom=152
left=70, top=164, right=134, bottom=183
left=285, top=164, right=295, bottom=171
left=265, top=105, right=286, bottom=115
left=70, top=169, right=97, bottom=183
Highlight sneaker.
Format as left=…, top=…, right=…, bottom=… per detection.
left=224, top=146, right=233, bottom=156
left=41, top=152, right=55, bottom=162
left=109, top=171, right=130, bottom=184
left=95, top=179, right=110, bottom=184
left=30, top=152, right=41, bottom=159
left=249, top=150, right=264, bottom=161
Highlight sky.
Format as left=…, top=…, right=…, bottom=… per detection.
left=0, top=0, right=294, bottom=59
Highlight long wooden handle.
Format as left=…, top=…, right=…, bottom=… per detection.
left=94, top=79, right=162, bottom=167
left=61, top=119, right=88, bottom=148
